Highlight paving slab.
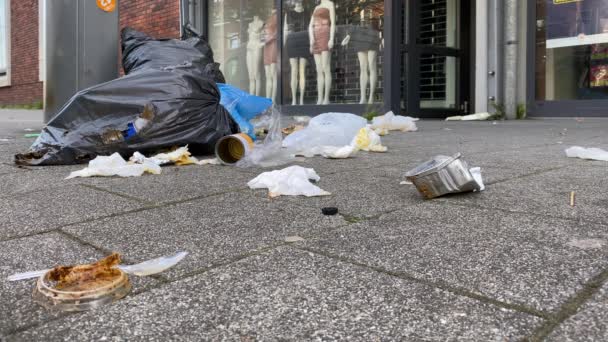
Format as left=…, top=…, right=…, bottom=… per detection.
left=0, top=232, right=157, bottom=337
left=547, top=282, right=608, bottom=341
left=437, top=164, right=608, bottom=226
left=0, top=185, right=145, bottom=240
left=62, top=191, right=347, bottom=280
left=302, top=201, right=608, bottom=312
left=7, top=247, right=542, bottom=341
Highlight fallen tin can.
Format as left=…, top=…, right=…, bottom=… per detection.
left=405, top=153, right=482, bottom=199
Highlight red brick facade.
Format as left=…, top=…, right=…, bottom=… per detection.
left=0, top=0, right=43, bottom=107
left=0, top=0, right=181, bottom=107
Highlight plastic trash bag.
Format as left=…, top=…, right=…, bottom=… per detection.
left=236, top=106, right=295, bottom=168
left=370, top=111, right=419, bottom=135
left=565, top=146, right=608, bottom=161
left=121, top=27, right=225, bottom=83
left=218, top=83, right=272, bottom=139
left=445, top=112, right=491, bottom=121
left=15, top=66, right=238, bottom=166
left=247, top=166, right=331, bottom=198
left=66, top=153, right=161, bottom=179
left=296, top=145, right=358, bottom=159
left=282, top=112, right=367, bottom=151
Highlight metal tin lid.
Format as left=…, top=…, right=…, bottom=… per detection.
left=405, top=153, right=461, bottom=178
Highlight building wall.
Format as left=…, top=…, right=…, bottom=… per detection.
left=0, top=0, right=42, bottom=107
left=119, top=0, right=180, bottom=40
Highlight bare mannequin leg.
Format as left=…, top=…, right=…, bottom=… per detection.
left=290, top=58, right=298, bottom=105
left=357, top=51, right=369, bottom=104
left=321, top=50, right=331, bottom=105
left=247, top=49, right=256, bottom=94
left=265, top=65, right=272, bottom=99
left=298, top=58, right=308, bottom=105
left=253, top=48, right=263, bottom=96
left=270, top=63, right=278, bottom=103
left=368, top=50, right=378, bottom=104
left=314, top=53, right=324, bottom=105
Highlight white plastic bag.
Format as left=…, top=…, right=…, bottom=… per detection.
left=565, top=146, right=608, bottom=161
left=296, top=145, right=358, bottom=159
left=66, top=153, right=161, bottom=179
left=445, top=112, right=491, bottom=121
left=247, top=166, right=331, bottom=198
left=282, top=112, right=367, bottom=151
left=370, top=111, right=418, bottom=135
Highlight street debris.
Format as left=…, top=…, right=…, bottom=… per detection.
left=0, top=138, right=11, bottom=142
left=405, top=153, right=484, bottom=199
left=445, top=112, right=491, bottom=121
left=570, top=191, right=576, bottom=207
left=197, top=158, right=221, bottom=165
left=282, top=112, right=367, bottom=152
left=24, top=133, right=40, bottom=138
left=282, top=124, right=306, bottom=135
left=247, top=166, right=331, bottom=198
left=218, top=83, right=272, bottom=139
left=216, top=133, right=255, bottom=165
left=352, top=126, right=387, bottom=152
left=66, top=153, right=161, bottom=179
left=9, top=252, right=187, bottom=312
left=565, top=146, right=608, bottom=161
left=293, top=116, right=311, bottom=124
left=285, top=236, right=305, bottom=243
left=370, top=111, right=418, bottom=135
left=322, top=207, right=339, bottom=216
left=567, top=239, right=606, bottom=250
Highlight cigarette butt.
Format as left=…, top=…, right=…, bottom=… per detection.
left=570, top=191, right=576, bottom=207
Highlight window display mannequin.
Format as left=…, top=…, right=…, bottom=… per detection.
left=341, top=9, right=382, bottom=104
left=284, top=1, right=310, bottom=105
left=309, top=0, right=336, bottom=105
left=264, top=9, right=279, bottom=103
left=246, top=16, right=264, bottom=96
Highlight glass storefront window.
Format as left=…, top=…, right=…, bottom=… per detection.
left=536, top=0, right=608, bottom=101
left=208, top=1, right=385, bottom=106
left=282, top=0, right=384, bottom=106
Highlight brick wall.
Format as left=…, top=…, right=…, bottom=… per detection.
left=119, top=0, right=180, bottom=39
left=0, top=0, right=43, bottom=107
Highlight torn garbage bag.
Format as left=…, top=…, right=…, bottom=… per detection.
left=15, top=67, right=238, bottom=166
left=121, top=27, right=225, bottom=83
left=248, top=166, right=331, bottom=198
left=218, top=83, right=272, bottom=139
left=282, top=112, right=367, bottom=152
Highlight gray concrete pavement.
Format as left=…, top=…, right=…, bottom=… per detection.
left=1, top=111, right=608, bottom=341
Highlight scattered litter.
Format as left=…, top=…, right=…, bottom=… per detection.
left=248, top=166, right=331, bottom=198
left=352, top=126, right=387, bottom=152
left=296, top=145, right=358, bottom=159
left=322, top=207, right=339, bottom=216
left=283, top=112, right=367, bottom=152
left=282, top=124, right=306, bottom=135
left=16, top=29, right=235, bottom=166
left=9, top=252, right=186, bottom=312
left=445, top=112, right=491, bottom=121
left=370, top=111, right=418, bottom=135
left=293, top=116, right=311, bottom=124
left=400, top=180, right=413, bottom=185
left=565, top=146, right=608, bottom=161
left=24, top=128, right=35, bottom=132
left=443, top=128, right=453, bottom=131
left=149, top=146, right=199, bottom=166
left=567, top=239, right=606, bottom=250
left=236, top=106, right=295, bottom=168
left=0, top=138, right=11, bottom=142
left=24, top=133, right=40, bottom=138
left=405, top=153, right=484, bottom=199
left=215, top=133, right=254, bottom=165
left=66, top=153, right=161, bottom=179
left=285, top=236, right=305, bottom=243
left=197, top=158, right=221, bottom=165
left=570, top=191, right=576, bottom=207
left=218, top=83, right=272, bottom=139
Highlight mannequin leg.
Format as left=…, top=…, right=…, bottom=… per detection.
left=290, top=58, right=298, bottom=105
left=270, top=63, right=278, bottom=103
left=298, top=58, right=308, bottom=105
left=321, top=51, right=331, bottom=105
left=314, top=53, right=324, bottom=105
left=368, top=50, right=378, bottom=104
left=357, top=51, right=369, bottom=104
left=255, top=48, right=263, bottom=96
left=265, top=65, right=272, bottom=99
left=247, top=49, right=256, bottom=94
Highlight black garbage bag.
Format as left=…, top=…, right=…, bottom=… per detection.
left=15, top=66, right=238, bottom=166
left=121, top=27, right=225, bottom=83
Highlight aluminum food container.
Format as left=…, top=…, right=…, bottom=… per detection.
left=404, top=153, right=481, bottom=199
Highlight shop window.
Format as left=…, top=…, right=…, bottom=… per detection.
left=536, top=0, right=608, bottom=100
left=207, top=0, right=384, bottom=106
left=0, top=0, right=10, bottom=87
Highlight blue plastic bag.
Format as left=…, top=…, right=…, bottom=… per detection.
left=218, top=83, right=272, bottom=139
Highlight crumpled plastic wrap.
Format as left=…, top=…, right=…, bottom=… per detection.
left=247, top=166, right=331, bottom=198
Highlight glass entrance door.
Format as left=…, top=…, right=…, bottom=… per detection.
left=402, top=0, right=470, bottom=118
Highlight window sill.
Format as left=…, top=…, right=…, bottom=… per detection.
left=0, top=78, right=11, bottom=88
